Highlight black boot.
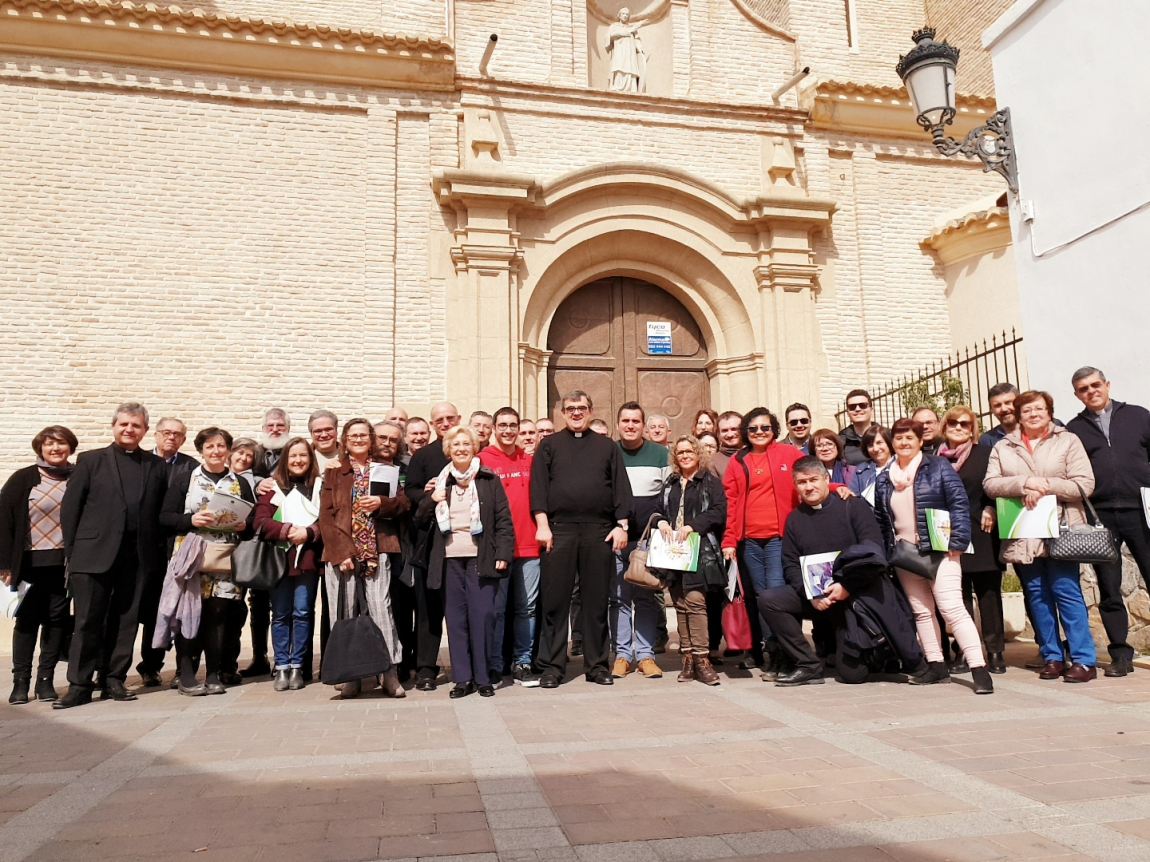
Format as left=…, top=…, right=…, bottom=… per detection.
left=909, top=661, right=951, bottom=685
left=988, top=652, right=1007, bottom=674
left=8, top=675, right=30, bottom=705
left=971, top=666, right=994, bottom=694
left=34, top=674, right=57, bottom=702
left=52, top=685, right=93, bottom=710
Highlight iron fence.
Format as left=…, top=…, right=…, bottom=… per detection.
left=836, top=329, right=1026, bottom=431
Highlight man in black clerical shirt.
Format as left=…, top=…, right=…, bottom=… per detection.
left=57, top=402, right=168, bottom=708
left=531, top=390, right=632, bottom=687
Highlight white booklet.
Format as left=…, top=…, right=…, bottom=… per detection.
left=1142, top=487, right=1150, bottom=530
left=205, top=490, right=253, bottom=532
left=370, top=463, right=401, bottom=498
left=278, top=487, right=319, bottom=528
left=800, top=551, right=839, bottom=601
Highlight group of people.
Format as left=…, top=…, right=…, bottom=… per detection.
left=1, top=363, right=1147, bottom=709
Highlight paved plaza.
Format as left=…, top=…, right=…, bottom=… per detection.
left=4, top=640, right=1150, bottom=862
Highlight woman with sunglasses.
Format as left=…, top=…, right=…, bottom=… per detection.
left=782, top=403, right=813, bottom=454
left=721, top=408, right=805, bottom=676
left=940, top=406, right=1006, bottom=674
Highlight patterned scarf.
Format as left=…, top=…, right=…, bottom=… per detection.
left=939, top=441, right=973, bottom=472
left=888, top=452, right=923, bottom=493
left=434, top=458, right=483, bottom=535
left=350, top=462, right=379, bottom=572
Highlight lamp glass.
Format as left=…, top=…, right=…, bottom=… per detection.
left=905, top=60, right=956, bottom=127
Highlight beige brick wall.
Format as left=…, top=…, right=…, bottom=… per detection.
left=926, top=0, right=1012, bottom=97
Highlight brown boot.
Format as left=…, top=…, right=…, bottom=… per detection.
left=677, top=653, right=695, bottom=683
left=694, top=654, right=720, bottom=686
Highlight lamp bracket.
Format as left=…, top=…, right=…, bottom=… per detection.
left=926, top=108, right=1018, bottom=194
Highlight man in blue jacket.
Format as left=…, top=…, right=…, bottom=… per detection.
left=1067, top=366, right=1150, bottom=677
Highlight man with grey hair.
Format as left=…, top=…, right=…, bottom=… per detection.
left=258, top=408, right=291, bottom=477
left=1067, top=366, right=1150, bottom=677
left=56, top=403, right=168, bottom=708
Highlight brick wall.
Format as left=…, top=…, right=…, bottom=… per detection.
left=925, top=0, right=1012, bottom=97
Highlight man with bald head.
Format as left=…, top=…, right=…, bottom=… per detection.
left=404, top=401, right=461, bottom=690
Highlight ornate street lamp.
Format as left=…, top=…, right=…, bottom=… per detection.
left=896, top=27, right=1019, bottom=194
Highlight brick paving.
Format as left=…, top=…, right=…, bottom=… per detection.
left=2, top=641, right=1150, bottom=861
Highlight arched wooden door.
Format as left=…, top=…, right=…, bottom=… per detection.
left=546, top=278, right=710, bottom=434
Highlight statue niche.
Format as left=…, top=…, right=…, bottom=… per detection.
left=587, top=0, right=672, bottom=97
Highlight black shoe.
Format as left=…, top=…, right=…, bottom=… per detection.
left=775, top=668, right=825, bottom=687
left=449, top=682, right=476, bottom=699
left=34, top=675, right=57, bottom=702
left=478, top=685, right=495, bottom=697
left=100, top=680, right=137, bottom=702
left=654, top=637, right=668, bottom=656
left=569, top=642, right=583, bottom=658
left=137, top=670, right=162, bottom=689
left=539, top=674, right=561, bottom=689
left=273, top=669, right=290, bottom=692
left=950, top=658, right=970, bottom=674
left=239, top=659, right=271, bottom=678
left=908, top=661, right=951, bottom=686
left=288, top=669, right=304, bottom=690
left=415, top=676, right=437, bottom=692
left=205, top=681, right=227, bottom=695
left=53, top=686, right=93, bottom=710
left=988, top=652, right=1007, bottom=674
left=178, top=681, right=208, bottom=697
left=971, top=667, right=994, bottom=694
left=220, top=672, right=243, bottom=687
left=8, top=677, right=29, bottom=705
left=585, top=669, right=614, bottom=685
left=1105, top=659, right=1133, bottom=678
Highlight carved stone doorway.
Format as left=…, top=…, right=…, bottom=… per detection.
left=546, top=277, right=710, bottom=434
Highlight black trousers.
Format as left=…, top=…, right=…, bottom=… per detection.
left=414, top=567, right=445, bottom=679
left=175, top=596, right=232, bottom=684
left=136, top=574, right=167, bottom=676
left=388, top=553, right=416, bottom=677
left=537, top=523, right=614, bottom=678
left=569, top=575, right=582, bottom=647
left=759, top=586, right=835, bottom=674
left=11, top=564, right=72, bottom=679
left=246, top=588, right=270, bottom=663
left=67, top=540, right=147, bottom=690
left=961, top=570, right=1005, bottom=653
left=1093, top=507, right=1150, bottom=662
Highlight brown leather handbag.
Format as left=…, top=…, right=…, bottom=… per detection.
left=623, top=515, right=665, bottom=591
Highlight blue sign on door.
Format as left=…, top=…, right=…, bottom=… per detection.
left=647, top=321, right=672, bottom=355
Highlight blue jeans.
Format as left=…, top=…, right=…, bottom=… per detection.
left=270, top=572, right=319, bottom=670
left=1016, top=558, right=1097, bottom=667
left=507, top=557, right=540, bottom=666
left=741, top=537, right=784, bottom=642
left=610, top=546, right=659, bottom=661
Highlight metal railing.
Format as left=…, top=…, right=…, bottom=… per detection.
left=836, top=329, right=1026, bottom=430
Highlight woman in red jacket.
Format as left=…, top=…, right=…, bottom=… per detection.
left=721, top=408, right=805, bottom=676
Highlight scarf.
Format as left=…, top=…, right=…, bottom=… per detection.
left=939, top=441, right=973, bottom=472
left=434, top=458, right=482, bottom=535
left=888, top=452, right=923, bottom=493
left=35, top=458, right=73, bottom=479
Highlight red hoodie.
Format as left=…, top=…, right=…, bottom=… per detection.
left=479, top=444, right=538, bottom=559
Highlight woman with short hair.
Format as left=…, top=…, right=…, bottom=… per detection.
left=811, top=428, right=857, bottom=487
left=984, top=391, right=1098, bottom=682
left=851, top=425, right=894, bottom=505
left=875, top=418, right=992, bottom=694
left=0, top=426, right=79, bottom=703
left=318, top=419, right=408, bottom=699
left=656, top=435, right=727, bottom=685
left=415, top=426, right=514, bottom=698
left=940, top=406, right=1006, bottom=674
left=160, top=427, right=256, bottom=695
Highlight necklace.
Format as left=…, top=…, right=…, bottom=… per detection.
left=748, top=451, right=769, bottom=476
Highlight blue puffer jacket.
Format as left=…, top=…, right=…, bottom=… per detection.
left=874, top=454, right=971, bottom=554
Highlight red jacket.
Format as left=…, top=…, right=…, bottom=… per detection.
left=721, top=443, right=805, bottom=549
left=479, top=444, right=538, bottom=559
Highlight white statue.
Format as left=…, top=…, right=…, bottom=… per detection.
left=605, top=7, right=646, bottom=93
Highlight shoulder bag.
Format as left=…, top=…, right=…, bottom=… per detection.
left=320, top=564, right=393, bottom=685
left=889, top=539, right=944, bottom=581
left=1046, top=483, right=1120, bottom=564
left=624, top=514, right=665, bottom=591
left=232, top=538, right=287, bottom=591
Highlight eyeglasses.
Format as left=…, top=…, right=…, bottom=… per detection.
left=846, top=402, right=870, bottom=412
left=1075, top=380, right=1106, bottom=394
left=563, top=406, right=588, bottom=414
left=311, top=427, right=336, bottom=437
left=747, top=425, right=773, bottom=434
left=946, top=419, right=973, bottom=430
left=674, top=449, right=695, bottom=457
left=787, top=419, right=810, bottom=428
left=345, top=433, right=371, bottom=441
left=156, top=430, right=184, bottom=437
left=495, top=422, right=519, bottom=430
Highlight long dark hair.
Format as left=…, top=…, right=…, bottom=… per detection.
left=272, top=437, right=319, bottom=492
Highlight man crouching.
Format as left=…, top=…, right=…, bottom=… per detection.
left=759, top=456, right=926, bottom=686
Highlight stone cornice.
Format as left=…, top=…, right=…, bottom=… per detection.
left=805, top=79, right=996, bottom=140
left=0, top=0, right=455, bottom=90
left=921, top=206, right=1012, bottom=266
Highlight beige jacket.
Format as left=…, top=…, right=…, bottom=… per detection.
left=983, top=425, right=1096, bottom=564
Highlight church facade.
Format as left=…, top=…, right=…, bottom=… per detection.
left=0, top=0, right=1014, bottom=468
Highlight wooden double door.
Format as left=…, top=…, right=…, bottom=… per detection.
left=546, top=278, right=710, bottom=434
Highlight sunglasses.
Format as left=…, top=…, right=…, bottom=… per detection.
left=846, top=403, right=870, bottom=412
left=747, top=425, right=774, bottom=434
left=787, top=419, right=810, bottom=428
left=946, top=419, right=973, bottom=430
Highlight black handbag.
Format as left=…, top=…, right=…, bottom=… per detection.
left=889, top=539, right=944, bottom=581
left=320, top=565, right=393, bottom=685
left=232, top=538, right=287, bottom=591
left=1047, top=484, right=1120, bottom=565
